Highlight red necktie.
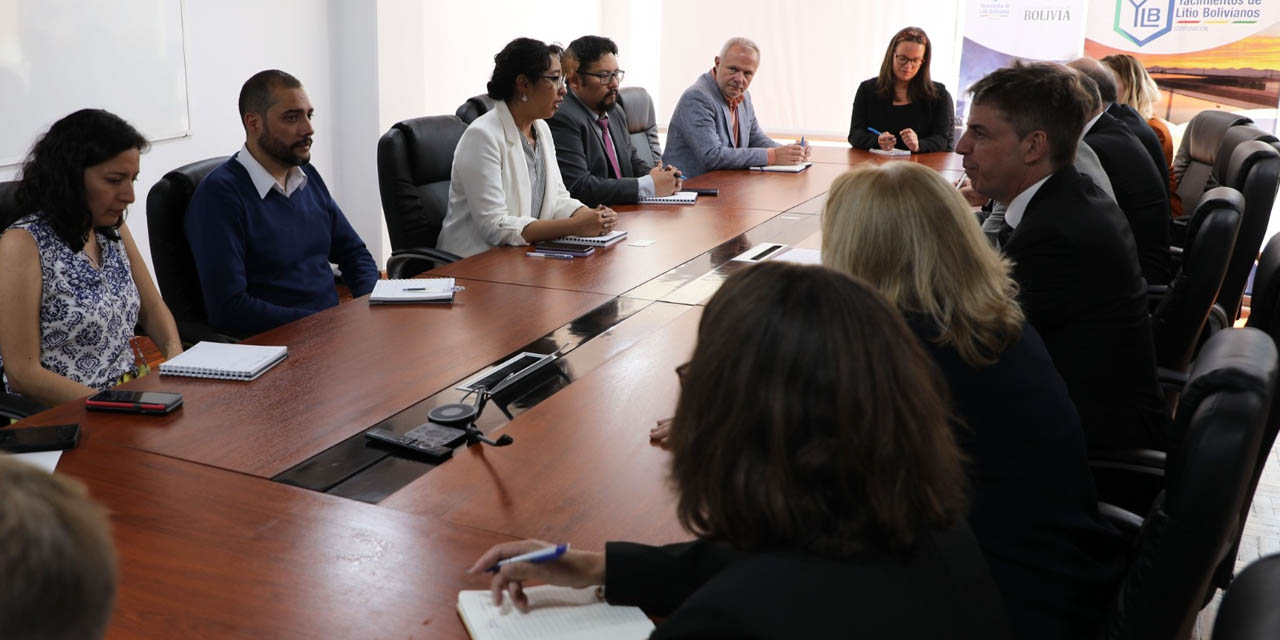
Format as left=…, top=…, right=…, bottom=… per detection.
left=597, top=115, right=623, bottom=179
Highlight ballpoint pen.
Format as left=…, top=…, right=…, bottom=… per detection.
left=867, top=127, right=882, bottom=135
left=526, top=251, right=575, bottom=260
left=486, top=544, right=570, bottom=573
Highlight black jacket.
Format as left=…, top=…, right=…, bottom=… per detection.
left=605, top=526, right=1012, bottom=639
left=848, top=78, right=955, bottom=152
left=1108, top=102, right=1171, bottom=188
left=1084, top=111, right=1174, bottom=285
left=548, top=90, right=653, bottom=207
left=1004, top=166, right=1171, bottom=451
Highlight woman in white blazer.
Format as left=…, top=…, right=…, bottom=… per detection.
left=439, top=38, right=617, bottom=258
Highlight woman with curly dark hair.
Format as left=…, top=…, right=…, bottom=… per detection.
left=467, top=262, right=1011, bottom=639
left=0, top=109, right=182, bottom=407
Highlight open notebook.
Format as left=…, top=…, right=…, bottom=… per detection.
left=158, top=342, right=288, bottom=381
left=870, top=148, right=911, bottom=156
left=457, top=586, right=653, bottom=640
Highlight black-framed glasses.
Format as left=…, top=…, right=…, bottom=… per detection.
left=541, top=74, right=565, bottom=88
left=894, top=54, right=924, bottom=67
left=580, top=69, right=625, bottom=84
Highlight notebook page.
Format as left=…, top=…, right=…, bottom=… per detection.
left=457, top=586, right=653, bottom=640
left=160, top=342, right=287, bottom=376
left=371, top=278, right=455, bottom=302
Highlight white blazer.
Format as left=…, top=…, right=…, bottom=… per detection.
left=438, top=100, right=583, bottom=258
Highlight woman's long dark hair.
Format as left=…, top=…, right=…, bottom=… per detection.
left=11, top=109, right=148, bottom=249
left=669, top=262, right=967, bottom=558
left=874, top=27, right=937, bottom=103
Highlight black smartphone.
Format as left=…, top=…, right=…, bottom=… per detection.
left=85, top=390, right=184, bottom=415
left=0, top=423, right=80, bottom=453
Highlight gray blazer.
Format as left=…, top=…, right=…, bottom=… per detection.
left=548, top=90, right=652, bottom=207
left=662, top=72, right=779, bottom=178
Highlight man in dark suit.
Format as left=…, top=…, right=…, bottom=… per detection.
left=957, top=61, right=1170, bottom=452
left=1073, top=70, right=1174, bottom=285
left=549, top=36, right=682, bottom=207
left=1070, top=57, right=1170, bottom=191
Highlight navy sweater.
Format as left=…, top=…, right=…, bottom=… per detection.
left=185, top=155, right=378, bottom=337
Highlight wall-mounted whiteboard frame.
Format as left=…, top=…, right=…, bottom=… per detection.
left=0, top=0, right=191, bottom=166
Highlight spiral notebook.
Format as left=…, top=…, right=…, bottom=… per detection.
left=370, top=278, right=456, bottom=304
left=557, top=230, right=628, bottom=247
left=638, top=191, right=697, bottom=205
left=457, top=586, right=653, bottom=640
left=158, top=342, right=288, bottom=381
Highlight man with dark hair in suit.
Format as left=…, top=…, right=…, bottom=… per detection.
left=549, top=35, right=682, bottom=206
left=1071, top=66, right=1173, bottom=285
left=957, top=61, right=1170, bottom=452
left=1069, top=57, right=1170, bottom=190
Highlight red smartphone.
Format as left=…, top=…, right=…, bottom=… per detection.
left=85, top=390, right=183, bottom=415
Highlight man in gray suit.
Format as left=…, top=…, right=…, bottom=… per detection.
left=663, top=37, right=808, bottom=179
left=549, top=35, right=682, bottom=207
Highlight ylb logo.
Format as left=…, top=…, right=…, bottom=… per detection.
left=1114, top=0, right=1175, bottom=46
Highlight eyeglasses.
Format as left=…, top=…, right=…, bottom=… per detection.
left=541, top=74, right=565, bottom=88
left=894, top=54, right=924, bottom=68
left=580, top=69, right=625, bottom=84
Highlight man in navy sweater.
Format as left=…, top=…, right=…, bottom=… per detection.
left=186, top=69, right=378, bottom=338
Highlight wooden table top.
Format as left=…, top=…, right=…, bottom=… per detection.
left=54, top=444, right=505, bottom=640
left=380, top=305, right=705, bottom=552
left=17, top=279, right=612, bottom=478
left=808, top=146, right=966, bottom=173
left=429, top=204, right=780, bottom=296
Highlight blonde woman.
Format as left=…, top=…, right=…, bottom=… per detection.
left=821, top=162, right=1124, bottom=640
left=1102, top=54, right=1182, bottom=215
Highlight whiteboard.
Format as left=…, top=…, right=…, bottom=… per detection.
left=0, top=0, right=190, bottom=166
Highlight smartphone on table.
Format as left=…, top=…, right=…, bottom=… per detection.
left=85, top=390, right=184, bottom=415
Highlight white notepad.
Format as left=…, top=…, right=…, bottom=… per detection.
left=870, top=148, right=911, bottom=156
left=158, top=342, right=288, bottom=381
left=457, top=586, right=654, bottom=640
left=370, top=278, right=456, bottom=304
left=558, top=230, right=628, bottom=247
left=638, top=191, right=697, bottom=205
left=750, top=162, right=812, bottom=173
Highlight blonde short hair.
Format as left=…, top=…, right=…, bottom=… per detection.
left=0, top=456, right=117, bottom=639
left=1102, top=54, right=1161, bottom=120
left=821, top=163, right=1024, bottom=367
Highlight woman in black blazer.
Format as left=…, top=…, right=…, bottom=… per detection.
left=821, top=162, right=1126, bottom=640
left=848, top=27, right=955, bottom=152
left=470, top=262, right=1012, bottom=639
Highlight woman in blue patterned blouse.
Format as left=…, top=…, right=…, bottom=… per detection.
left=0, top=109, right=183, bottom=406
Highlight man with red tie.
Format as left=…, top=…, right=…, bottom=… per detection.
left=548, top=35, right=683, bottom=207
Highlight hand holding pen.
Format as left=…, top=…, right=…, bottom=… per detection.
left=868, top=127, right=897, bottom=151
left=468, top=540, right=606, bottom=612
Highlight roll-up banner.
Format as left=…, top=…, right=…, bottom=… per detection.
left=1085, top=0, right=1280, bottom=131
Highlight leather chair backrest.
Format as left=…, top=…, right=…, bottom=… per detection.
left=376, top=115, right=468, bottom=254
left=145, top=156, right=228, bottom=324
left=1152, top=187, right=1243, bottom=371
left=1177, top=110, right=1254, bottom=213
left=1218, top=141, right=1280, bottom=320
left=1212, top=554, right=1280, bottom=640
left=618, top=86, right=662, bottom=168
left=1108, top=327, right=1278, bottom=640
left=1214, top=125, right=1279, bottom=184
left=1245, top=233, right=1280, bottom=340
left=455, top=94, right=495, bottom=125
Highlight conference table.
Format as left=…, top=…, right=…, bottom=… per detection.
left=10, top=148, right=964, bottom=639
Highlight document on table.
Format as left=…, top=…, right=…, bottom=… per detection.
left=730, top=243, right=822, bottom=265
left=457, top=586, right=654, bottom=640
left=870, top=148, right=911, bottom=156
left=10, top=450, right=62, bottom=473
left=750, top=162, right=813, bottom=173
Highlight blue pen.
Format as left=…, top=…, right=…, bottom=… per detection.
left=799, top=136, right=807, bottom=148
left=866, top=127, right=882, bottom=135
left=487, top=544, right=570, bottom=573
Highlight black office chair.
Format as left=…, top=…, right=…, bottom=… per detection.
left=145, top=157, right=237, bottom=345
left=1211, top=554, right=1280, bottom=640
left=455, top=94, right=495, bottom=125
left=376, top=116, right=466, bottom=279
left=1217, top=141, right=1280, bottom=322
left=1213, top=125, right=1278, bottom=184
left=1103, top=327, right=1278, bottom=640
left=618, top=86, right=662, bottom=168
left=0, top=180, right=50, bottom=420
left=1174, top=110, right=1254, bottom=215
